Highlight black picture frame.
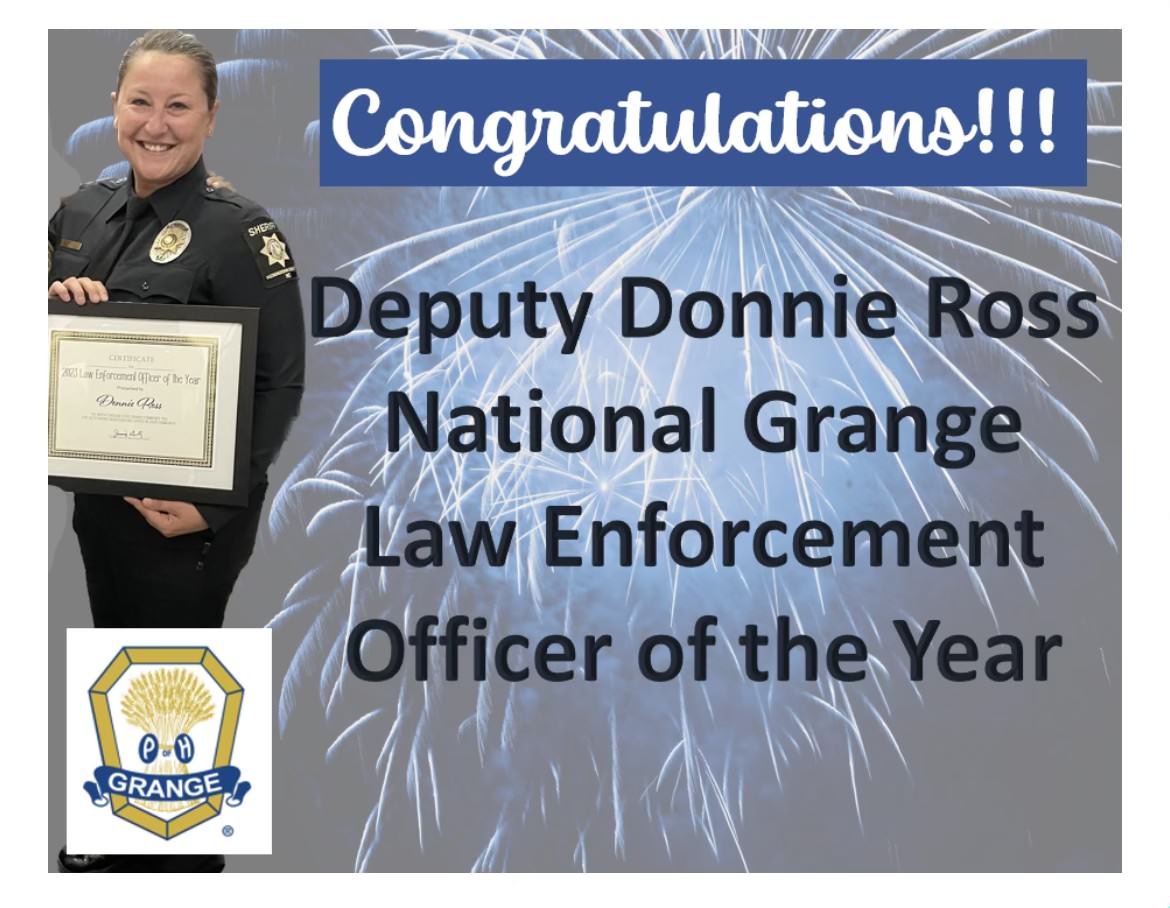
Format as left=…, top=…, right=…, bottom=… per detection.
left=48, top=300, right=259, bottom=506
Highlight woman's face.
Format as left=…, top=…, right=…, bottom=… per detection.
left=112, top=51, right=219, bottom=197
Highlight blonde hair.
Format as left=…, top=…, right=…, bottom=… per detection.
left=116, top=30, right=218, bottom=108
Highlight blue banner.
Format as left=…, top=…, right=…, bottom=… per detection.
left=319, top=59, right=1088, bottom=187
left=84, top=766, right=251, bottom=808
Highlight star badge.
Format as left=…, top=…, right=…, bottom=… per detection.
left=150, top=220, right=192, bottom=264
left=258, top=234, right=290, bottom=268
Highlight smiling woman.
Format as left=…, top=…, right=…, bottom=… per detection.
left=48, top=30, right=305, bottom=873
left=113, top=46, right=219, bottom=197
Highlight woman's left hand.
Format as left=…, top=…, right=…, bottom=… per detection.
left=206, top=172, right=234, bottom=192
left=124, top=497, right=210, bottom=538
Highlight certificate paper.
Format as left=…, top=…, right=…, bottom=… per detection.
left=47, top=303, right=257, bottom=505
left=49, top=332, right=220, bottom=466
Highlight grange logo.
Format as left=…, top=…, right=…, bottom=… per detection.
left=82, top=646, right=252, bottom=840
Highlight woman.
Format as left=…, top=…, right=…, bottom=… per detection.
left=49, top=30, right=304, bottom=628
left=49, top=30, right=304, bottom=872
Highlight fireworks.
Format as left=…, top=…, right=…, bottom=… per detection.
left=58, top=28, right=1120, bottom=870
left=264, top=30, right=1120, bottom=870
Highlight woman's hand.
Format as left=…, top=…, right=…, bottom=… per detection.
left=49, top=276, right=108, bottom=305
left=124, top=497, right=210, bottom=538
left=206, top=172, right=235, bottom=192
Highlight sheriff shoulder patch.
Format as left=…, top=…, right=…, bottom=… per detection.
left=243, top=219, right=297, bottom=286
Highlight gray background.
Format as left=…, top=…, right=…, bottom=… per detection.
left=49, top=29, right=1120, bottom=871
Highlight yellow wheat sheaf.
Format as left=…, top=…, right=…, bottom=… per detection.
left=120, top=667, right=217, bottom=811
left=121, top=667, right=215, bottom=744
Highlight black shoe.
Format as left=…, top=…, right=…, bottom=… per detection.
left=57, top=850, right=116, bottom=872
left=58, top=848, right=225, bottom=872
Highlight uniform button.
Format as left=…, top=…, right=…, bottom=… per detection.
left=141, top=281, right=150, bottom=291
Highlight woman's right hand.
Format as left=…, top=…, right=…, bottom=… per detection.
left=49, top=276, right=108, bottom=305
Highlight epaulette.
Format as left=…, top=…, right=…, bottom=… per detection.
left=202, top=185, right=249, bottom=210
left=58, top=178, right=121, bottom=222
left=204, top=187, right=274, bottom=231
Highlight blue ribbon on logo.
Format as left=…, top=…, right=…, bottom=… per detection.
left=83, top=766, right=251, bottom=808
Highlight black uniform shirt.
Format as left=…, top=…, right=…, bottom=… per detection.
left=48, top=158, right=305, bottom=531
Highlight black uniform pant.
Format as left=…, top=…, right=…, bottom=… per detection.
left=72, top=488, right=264, bottom=629
left=63, top=487, right=265, bottom=873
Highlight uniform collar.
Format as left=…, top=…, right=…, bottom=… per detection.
left=106, top=158, right=208, bottom=224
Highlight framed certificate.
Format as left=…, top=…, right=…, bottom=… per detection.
left=48, top=301, right=258, bottom=506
